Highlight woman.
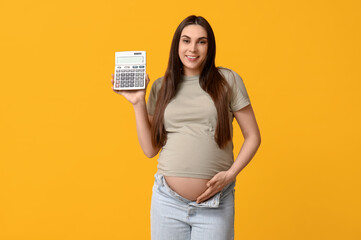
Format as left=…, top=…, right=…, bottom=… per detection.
left=112, top=15, right=261, bottom=240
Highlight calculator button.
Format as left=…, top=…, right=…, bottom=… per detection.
left=139, top=65, right=144, bottom=68
left=140, top=81, right=144, bottom=87
left=116, top=77, right=120, bottom=80
left=116, top=69, right=120, bottom=72
left=116, top=84, right=119, bottom=88
left=116, top=73, right=120, bottom=77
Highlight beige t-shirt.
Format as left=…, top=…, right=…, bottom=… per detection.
left=146, top=67, right=251, bottom=179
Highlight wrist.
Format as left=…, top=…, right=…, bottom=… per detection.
left=226, top=169, right=238, bottom=182
left=132, top=98, right=146, bottom=108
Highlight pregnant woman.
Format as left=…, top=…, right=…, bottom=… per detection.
left=111, top=15, right=261, bottom=240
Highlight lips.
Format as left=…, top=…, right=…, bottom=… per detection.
left=186, top=55, right=199, bottom=61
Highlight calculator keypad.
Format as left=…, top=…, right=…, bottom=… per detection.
left=114, top=65, right=145, bottom=89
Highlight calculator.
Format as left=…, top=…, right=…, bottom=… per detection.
left=114, top=51, right=146, bottom=90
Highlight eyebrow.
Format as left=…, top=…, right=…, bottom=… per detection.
left=181, top=35, right=208, bottom=40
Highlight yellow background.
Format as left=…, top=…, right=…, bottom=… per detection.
left=1, top=0, right=360, bottom=239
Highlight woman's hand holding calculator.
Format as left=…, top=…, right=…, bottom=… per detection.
left=111, top=73, right=150, bottom=105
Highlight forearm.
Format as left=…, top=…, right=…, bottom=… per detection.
left=227, top=135, right=261, bottom=180
left=132, top=100, right=159, bottom=158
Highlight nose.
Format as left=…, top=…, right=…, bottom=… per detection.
left=189, top=42, right=197, bottom=52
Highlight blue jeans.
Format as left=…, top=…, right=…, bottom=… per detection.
left=151, top=173, right=235, bottom=240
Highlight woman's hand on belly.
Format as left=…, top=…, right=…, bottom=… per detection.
left=164, top=176, right=210, bottom=201
left=196, top=171, right=235, bottom=203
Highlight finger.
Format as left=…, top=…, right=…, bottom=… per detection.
left=196, top=188, right=213, bottom=203
left=207, top=177, right=217, bottom=187
left=145, top=74, right=150, bottom=87
left=197, top=192, right=214, bottom=203
left=206, top=181, right=211, bottom=187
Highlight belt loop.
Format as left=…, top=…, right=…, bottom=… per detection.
left=154, top=173, right=163, bottom=187
left=160, top=175, right=164, bottom=186
left=156, top=173, right=164, bottom=186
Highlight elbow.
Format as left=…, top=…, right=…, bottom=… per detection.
left=256, top=134, right=261, bottom=146
left=144, top=148, right=159, bottom=158
left=245, top=133, right=261, bottom=146
left=145, top=152, right=156, bottom=158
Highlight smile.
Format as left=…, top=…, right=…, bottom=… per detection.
left=186, top=55, right=199, bottom=61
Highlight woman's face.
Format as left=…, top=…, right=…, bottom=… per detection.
left=178, top=24, right=208, bottom=76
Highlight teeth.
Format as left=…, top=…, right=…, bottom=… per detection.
left=187, top=56, right=197, bottom=59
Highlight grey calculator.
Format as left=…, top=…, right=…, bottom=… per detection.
left=114, top=51, right=146, bottom=90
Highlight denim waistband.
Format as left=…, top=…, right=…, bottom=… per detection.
left=154, top=173, right=235, bottom=208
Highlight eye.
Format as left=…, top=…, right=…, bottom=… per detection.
left=182, top=39, right=190, bottom=43
left=199, top=41, right=207, bottom=44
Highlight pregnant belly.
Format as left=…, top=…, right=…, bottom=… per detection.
left=164, top=176, right=210, bottom=201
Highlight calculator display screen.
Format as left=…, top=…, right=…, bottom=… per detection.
left=117, top=56, right=144, bottom=64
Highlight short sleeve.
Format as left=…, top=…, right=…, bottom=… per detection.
left=146, top=77, right=163, bottom=115
left=221, top=68, right=251, bottom=112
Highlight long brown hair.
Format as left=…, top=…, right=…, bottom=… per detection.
left=151, top=15, right=232, bottom=149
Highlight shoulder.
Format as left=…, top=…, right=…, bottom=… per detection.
left=217, top=66, right=233, bottom=77
left=217, top=67, right=242, bottom=86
